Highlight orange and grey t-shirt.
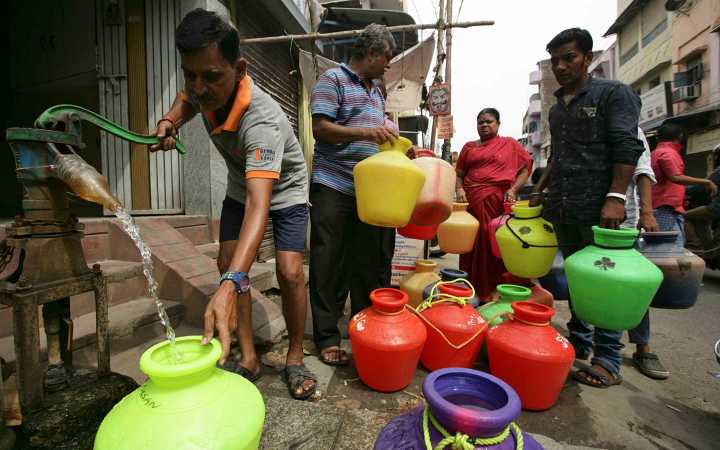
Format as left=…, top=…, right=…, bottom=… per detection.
left=180, top=76, right=308, bottom=210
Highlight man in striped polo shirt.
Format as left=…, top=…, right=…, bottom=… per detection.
left=309, top=24, right=399, bottom=366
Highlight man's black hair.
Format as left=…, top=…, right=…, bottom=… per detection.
left=175, top=9, right=239, bottom=63
left=546, top=28, right=593, bottom=54
left=477, top=108, right=500, bottom=123
left=657, top=123, right=684, bottom=143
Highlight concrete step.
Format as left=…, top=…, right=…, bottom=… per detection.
left=195, top=242, right=219, bottom=259
left=70, top=259, right=148, bottom=319
left=0, top=297, right=183, bottom=366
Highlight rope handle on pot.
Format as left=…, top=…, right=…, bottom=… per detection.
left=504, top=217, right=639, bottom=250
left=504, top=217, right=558, bottom=249
left=415, top=278, right=476, bottom=313
left=408, top=279, right=506, bottom=351
left=423, top=406, right=524, bottom=450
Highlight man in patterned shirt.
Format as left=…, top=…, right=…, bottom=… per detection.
left=309, top=24, right=398, bottom=366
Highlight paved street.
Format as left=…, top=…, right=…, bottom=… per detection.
left=78, top=254, right=720, bottom=449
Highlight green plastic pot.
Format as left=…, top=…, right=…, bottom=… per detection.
left=565, top=226, right=663, bottom=331
left=478, top=284, right=532, bottom=326
left=94, top=336, right=265, bottom=450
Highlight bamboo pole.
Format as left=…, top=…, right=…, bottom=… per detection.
left=307, top=0, right=320, bottom=79
left=237, top=20, right=493, bottom=45
left=429, top=0, right=447, bottom=155
left=441, top=0, right=453, bottom=162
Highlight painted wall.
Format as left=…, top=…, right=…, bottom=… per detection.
left=670, top=0, right=720, bottom=114
left=615, top=0, right=673, bottom=93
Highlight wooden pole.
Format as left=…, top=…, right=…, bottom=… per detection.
left=429, top=0, right=446, bottom=155
left=307, top=0, right=320, bottom=79
left=237, top=20, right=493, bottom=45
left=441, top=0, right=453, bottom=162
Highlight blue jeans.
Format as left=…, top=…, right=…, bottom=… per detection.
left=628, top=207, right=687, bottom=346
left=554, top=224, right=624, bottom=376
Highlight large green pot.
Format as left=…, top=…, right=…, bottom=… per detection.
left=94, top=336, right=265, bottom=450
left=565, top=226, right=663, bottom=331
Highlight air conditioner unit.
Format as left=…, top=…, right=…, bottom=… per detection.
left=672, top=84, right=700, bottom=103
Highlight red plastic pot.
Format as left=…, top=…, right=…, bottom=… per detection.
left=486, top=302, right=575, bottom=410
left=398, top=222, right=439, bottom=240
left=418, top=295, right=487, bottom=371
left=500, top=272, right=553, bottom=307
left=489, top=202, right=513, bottom=258
left=349, top=288, right=427, bottom=392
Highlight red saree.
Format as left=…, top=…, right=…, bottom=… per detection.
left=456, top=136, right=532, bottom=299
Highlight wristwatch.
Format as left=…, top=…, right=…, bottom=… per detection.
left=220, top=271, right=251, bottom=294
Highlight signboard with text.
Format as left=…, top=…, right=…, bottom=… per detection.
left=436, top=115, right=454, bottom=139
left=390, top=234, right=424, bottom=287
left=639, top=83, right=669, bottom=127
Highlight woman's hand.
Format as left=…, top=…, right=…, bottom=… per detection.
left=504, top=188, right=517, bottom=203
left=456, top=188, right=467, bottom=203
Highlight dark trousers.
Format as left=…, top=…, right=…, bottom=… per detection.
left=554, top=223, right=624, bottom=375
left=309, top=183, right=394, bottom=350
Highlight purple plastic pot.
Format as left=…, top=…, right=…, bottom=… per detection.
left=374, top=368, right=542, bottom=450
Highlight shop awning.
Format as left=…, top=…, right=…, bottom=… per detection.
left=319, top=7, right=419, bottom=52
left=299, top=34, right=435, bottom=112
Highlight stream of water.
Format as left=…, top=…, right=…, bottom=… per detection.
left=114, top=206, right=182, bottom=362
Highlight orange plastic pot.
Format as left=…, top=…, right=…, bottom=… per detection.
left=487, top=302, right=575, bottom=410
left=418, top=294, right=487, bottom=371
left=349, top=288, right=427, bottom=392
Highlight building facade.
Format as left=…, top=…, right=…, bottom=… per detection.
left=607, top=0, right=674, bottom=97
left=604, top=0, right=720, bottom=176
left=666, top=0, right=720, bottom=176
left=523, top=59, right=561, bottom=170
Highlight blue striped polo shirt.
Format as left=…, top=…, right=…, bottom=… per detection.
left=310, top=63, right=386, bottom=196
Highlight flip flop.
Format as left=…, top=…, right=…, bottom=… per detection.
left=284, top=364, right=317, bottom=401
left=573, top=366, right=622, bottom=389
left=219, top=359, right=262, bottom=382
left=319, top=346, right=350, bottom=366
left=632, top=352, right=670, bottom=380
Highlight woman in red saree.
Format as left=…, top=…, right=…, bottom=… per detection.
left=455, top=108, right=532, bottom=300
